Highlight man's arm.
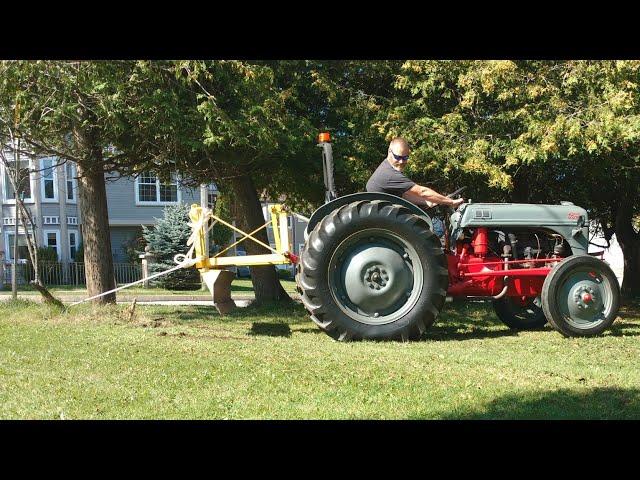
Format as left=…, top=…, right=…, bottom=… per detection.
left=402, top=184, right=464, bottom=208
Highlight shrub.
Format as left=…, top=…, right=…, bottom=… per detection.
left=142, top=204, right=201, bottom=290
left=277, top=268, right=292, bottom=280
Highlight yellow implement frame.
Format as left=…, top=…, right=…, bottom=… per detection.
left=188, top=203, right=294, bottom=271
left=188, top=203, right=294, bottom=314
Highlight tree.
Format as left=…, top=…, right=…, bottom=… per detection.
left=111, top=60, right=329, bottom=304
left=142, top=204, right=201, bottom=290
left=0, top=60, right=140, bottom=303
left=0, top=131, right=62, bottom=306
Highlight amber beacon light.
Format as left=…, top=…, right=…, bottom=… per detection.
left=318, top=132, right=331, bottom=143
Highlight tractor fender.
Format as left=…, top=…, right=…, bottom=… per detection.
left=305, top=192, right=433, bottom=240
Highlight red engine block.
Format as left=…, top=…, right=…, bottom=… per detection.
left=446, top=227, right=559, bottom=300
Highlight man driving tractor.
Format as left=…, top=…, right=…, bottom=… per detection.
left=366, top=137, right=465, bottom=209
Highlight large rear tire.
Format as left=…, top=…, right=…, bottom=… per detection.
left=541, top=255, right=620, bottom=337
left=296, top=200, right=448, bottom=341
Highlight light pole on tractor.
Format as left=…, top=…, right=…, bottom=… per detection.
left=318, top=132, right=337, bottom=204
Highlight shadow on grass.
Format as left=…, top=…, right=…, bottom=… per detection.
left=421, top=301, right=522, bottom=342
left=142, top=298, right=640, bottom=341
left=249, top=322, right=292, bottom=338
left=437, top=387, right=640, bottom=420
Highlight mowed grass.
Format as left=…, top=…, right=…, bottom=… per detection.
left=1, top=298, right=639, bottom=419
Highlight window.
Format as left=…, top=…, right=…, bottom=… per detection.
left=67, top=216, right=78, bottom=225
left=43, top=216, right=60, bottom=225
left=68, top=231, right=79, bottom=261
left=40, top=157, right=58, bottom=201
left=207, top=183, right=218, bottom=209
left=135, top=172, right=180, bottom=204
left=65, top=162, right=77, bottom=203
left=3, top=159, right=32, bottom=202
left=5, top=233, right=30, bottom=262
left=43, top=230, right=60, bottom=260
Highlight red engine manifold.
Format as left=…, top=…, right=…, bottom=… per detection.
left=446, top=227, right=555, bottom=299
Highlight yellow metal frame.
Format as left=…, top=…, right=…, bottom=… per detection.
left=188, top=203, right=293, bottom=273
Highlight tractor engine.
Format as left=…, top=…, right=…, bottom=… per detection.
left=446, top=201, right=588, bottom=299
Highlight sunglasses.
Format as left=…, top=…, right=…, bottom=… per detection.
left=391, top=151, right=410, bottom=162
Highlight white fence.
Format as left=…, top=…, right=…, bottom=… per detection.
left=1, top=262, right=142, bottom=286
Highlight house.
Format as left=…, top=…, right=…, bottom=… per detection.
left=0, top=152, right=212, bottom=265
left=0, top=152, right=309, bottom=280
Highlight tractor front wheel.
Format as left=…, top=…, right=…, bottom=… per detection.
left=541, top=255, right=620, bottom=337
left=297, top=200, right=448, bottom=341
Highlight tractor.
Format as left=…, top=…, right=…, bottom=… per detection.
left=188, top=132, right=620, bottom=341
left=294, top=133, right=621, bottom=341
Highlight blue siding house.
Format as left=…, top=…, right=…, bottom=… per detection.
left=0, top=154, right=212, bottom=265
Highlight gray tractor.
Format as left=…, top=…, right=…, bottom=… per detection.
left=295, top=135, right=621, bottom=341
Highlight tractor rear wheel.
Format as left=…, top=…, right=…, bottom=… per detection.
left=297, top=200, right=448, bottom=341
left=493, top=296, right=547, bottom=330
left=541, top=255, right=620, bottom=337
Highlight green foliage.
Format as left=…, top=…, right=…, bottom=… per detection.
left=209, top=191, right=233, bottom=252
left=0, top=61, right=140, bottom=174
left=142, top=204, right=201, bottom=290
left=121, top=232, right=146, bottom=264
left=277, top=268, right=292, bottom=280
left=386, top=60, right=640, bottom=208
left=37, top=246, right=58, bottom=263
left=74, top=243, right=84, bottom=263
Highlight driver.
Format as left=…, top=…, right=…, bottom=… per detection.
left=366, top=137, right=464, bottom=209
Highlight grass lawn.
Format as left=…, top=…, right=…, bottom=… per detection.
left=1, top=298, right=639, bottom=419
left=0, top=279, right=298, bottom=297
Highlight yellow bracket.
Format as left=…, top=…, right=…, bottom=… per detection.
left=188, top=203, right=293, bottom=272
left=188, top=205, right=209, bottom=270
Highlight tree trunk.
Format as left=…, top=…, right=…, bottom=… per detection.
left=229, top=174, right=291, bottom=304
left=76, top=156, right=116, bottom=304
left=512, top=170, right=530, bottom=203
left=614, top=200, right=640, bottom=299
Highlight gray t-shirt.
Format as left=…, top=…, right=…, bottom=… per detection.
left=366, top=159, right=416, bottom=197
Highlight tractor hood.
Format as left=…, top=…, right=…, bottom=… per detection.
left=456, top=202, right=588, bottom=228
left=450, top=202, right=590, bottom=254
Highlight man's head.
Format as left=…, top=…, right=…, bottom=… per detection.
left=386, top=137, right=410, bottom=171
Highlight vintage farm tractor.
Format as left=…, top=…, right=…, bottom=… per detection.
left=189, top=132, right=621, bottom=341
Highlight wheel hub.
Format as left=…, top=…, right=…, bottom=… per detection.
left=571, top=284, right=602, bottom=314
left=364, top=266, right=389, bottom=289
left=343, top=245, right=412, bottom=316
left=561, top=273, right=609, bottom=327
left=328, top=228, right=424, bottom=326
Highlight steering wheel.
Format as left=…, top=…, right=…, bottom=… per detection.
left=423, top=186, right=467, bottom=211
left=446, top=186, right=467, bottom=199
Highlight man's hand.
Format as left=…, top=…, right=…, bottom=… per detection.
left=450, top=197, right=464, bottom=208
left=403, top=184, right=465, bottom=209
